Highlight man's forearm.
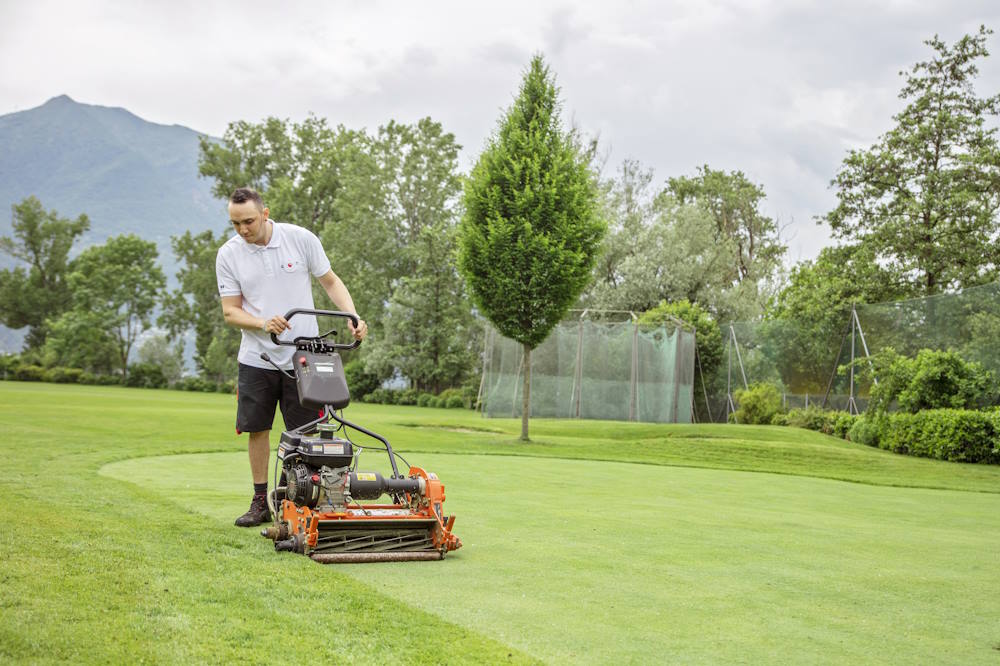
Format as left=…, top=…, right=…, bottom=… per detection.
left=322, top=274, right=358, bottom=314
left=222, top=304, right=266, bottom=331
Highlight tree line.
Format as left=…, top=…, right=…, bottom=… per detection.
left=1, top=29, right=998, bottom=412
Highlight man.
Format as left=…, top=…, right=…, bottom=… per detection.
left=216, top=187, right=368, bottom=527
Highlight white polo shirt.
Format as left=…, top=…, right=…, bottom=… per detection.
left=216, top=221, right=332, bottom=370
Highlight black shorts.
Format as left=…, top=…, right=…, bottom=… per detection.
left=236, top=363, right=321, bottom=434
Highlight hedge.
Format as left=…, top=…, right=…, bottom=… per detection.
left=849, top=410, right=999, bottom=464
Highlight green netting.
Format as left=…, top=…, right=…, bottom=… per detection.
left=855, top=282, right=1000, bottom=378
left=480, top=319, right=696, bottom=423
left=699, top=281, right=1000, bottom=421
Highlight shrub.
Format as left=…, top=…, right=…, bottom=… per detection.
left=445, top=395, right=465, bottom=409
left=832, top=412, right=857, bottom=439
left=125, top=363, right=167, bottom=389
left=437, top=388, right=470, bottom=409
left=397, top=388, right=420, bottom=406
left=732, top=383, right=783, bottom=425
left=217, top=380, right=236, bottom=394
left=770, top=412, right=789, bottom=426
left=176, top=376, right=214, bottom=392
left=881, top=409, right=998, bottom=463
left=786, top=406, right=832, bottom=433
left=13, top=364, right=45, bottom=382
left=95, top=374, right=123, bottom=386
left=899, top=350, right=996, bottom=412
left=416, top=392, right=434, bottom=408
left=863, top=348, right=996, bottom=414
left=429, top=396, right=444, bottom=408
left=0, top=354, right=21, bottom=378
left=848, top=414, right=888, bottom=448
left=344, top=359, right=382, bottom=400
left=44, top=367, right=84, bottom=384
left=366, top=388, right=397, bottom=405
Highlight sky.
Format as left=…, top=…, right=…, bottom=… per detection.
left=2, top=0, right=998, bottom=264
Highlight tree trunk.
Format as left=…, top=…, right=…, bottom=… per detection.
left=521, top=343, right=531, bottom=441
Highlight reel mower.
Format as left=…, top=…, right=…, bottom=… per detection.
left=257, top=309, right=462, bottom=563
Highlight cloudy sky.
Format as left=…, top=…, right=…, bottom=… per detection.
left=2, top=0, right=998, bottom=263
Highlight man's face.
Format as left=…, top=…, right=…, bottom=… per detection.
left=228, top=201, right=270, bottom=245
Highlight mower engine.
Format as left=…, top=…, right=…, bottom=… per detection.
left=263, top=426, right=460, bottom=562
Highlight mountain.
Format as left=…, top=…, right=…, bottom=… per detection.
left=0, top=95, right=227, bottom=351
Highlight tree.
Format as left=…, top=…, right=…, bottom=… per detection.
left=667, top=165, right=786, bottom=293
left=0, top=197, right=89, bottom=349
left=136, top=334, right=185, bottom=385
left=637, top=299, right=723, bottom=421
left=324, top=117, right=464, bottom=331
left=159, top=229, right=234, bottom=373
left=365, top=220, right=479, bottom=393
left=824, top=26, right=1000, bottom=294
left=586, top=160, right=782, bottom=323
left=587, top=187, right=736, bottom=316
left=765, top=243, right=907, bottom=393
left=41, top=309, right=118, bottom=374
left=198, top=115, right=466, bottom=338
left=459, top=54, right=605, bottom=440
left=56, top=235, right=165, bottom=377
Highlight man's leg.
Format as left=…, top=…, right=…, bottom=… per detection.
left=248, top=430, right=271, bottom=483
left=235, top=364, right=280, bottom=527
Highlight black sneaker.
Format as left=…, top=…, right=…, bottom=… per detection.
left=235, top=494, right=271, bottom=527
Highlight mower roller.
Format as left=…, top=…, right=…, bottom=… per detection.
left=257, top=309, right=462, bottom=564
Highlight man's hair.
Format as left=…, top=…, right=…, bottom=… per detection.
left=229, top=187, right=264, bottom=209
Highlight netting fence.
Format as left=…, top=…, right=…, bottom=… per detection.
left=703, top=281, right=1000, bottom=422
left=479, top=314, right=697, bottom=423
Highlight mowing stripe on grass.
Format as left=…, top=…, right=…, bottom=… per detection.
left=105, top=451, right=1000, bottom=665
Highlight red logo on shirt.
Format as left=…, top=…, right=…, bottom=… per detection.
left=287, top=263, right=292, bottom=267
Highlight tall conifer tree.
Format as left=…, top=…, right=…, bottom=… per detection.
left=459, top=55, right=605, bottom=440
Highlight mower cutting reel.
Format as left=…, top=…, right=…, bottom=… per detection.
left=258, top=309, right=462, bottom=564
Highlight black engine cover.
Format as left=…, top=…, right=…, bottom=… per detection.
left=277, top=435, right=354, bottom=468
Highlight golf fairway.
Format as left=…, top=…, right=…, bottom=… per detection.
left=103, top=451, right=1000, bottom=664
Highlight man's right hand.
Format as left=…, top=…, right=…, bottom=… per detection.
left=261, top=315, right=291, bottom=335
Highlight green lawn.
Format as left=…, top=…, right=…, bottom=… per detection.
left=2, top=382, right=999, bottom=664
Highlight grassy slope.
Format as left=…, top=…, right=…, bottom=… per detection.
left=3, top=382, right=1000, bottom=664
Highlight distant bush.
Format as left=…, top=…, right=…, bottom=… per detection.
left=879, top=409, right=999, bottom=464
left=848, top=414, right=889, bottom=448
left=832, top=412, right=857, bottom=439
left=0, top=354, right=21, bottom=378
left=769, top=412, right=789, bottom=426
left=94, top=374, right=122, bottom=386
left=438, top=388, right=470, bottom=409
left=397, top=388, right=420, bottom=406
left=365, top=388, right=397, bottom=405
left=344, top=359, right=381, bottom=400
left=429, top=396, right=444, bottom=408
left=445, top=395, right=465, bottom=409
left=217, top=380, right=236, bottom=394
left=863, top=348, right=997, bottom=414
left=13, top=364, right=45, bottom=382
left=786, top=406, right=832, bottom=433
left=125, top=363, right=167, bottom=389
left=175, top=376, right=215, bottom=392
left=732, top=383, right=782, bottom=425
left=416, top=392, right=434, bottom=408
left=44, top=367, right=84, bottom=384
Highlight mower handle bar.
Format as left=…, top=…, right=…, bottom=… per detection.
left=269, top=309, right=362, bottom=351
